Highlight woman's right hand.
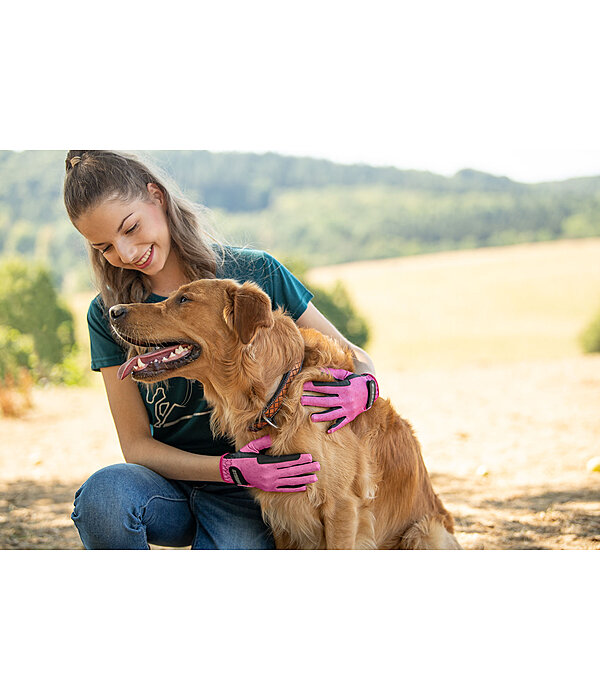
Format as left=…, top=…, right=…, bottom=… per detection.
left=219, top=435, right=320, bottom=492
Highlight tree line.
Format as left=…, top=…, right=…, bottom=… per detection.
left=1, top=149, right=599, bottom=288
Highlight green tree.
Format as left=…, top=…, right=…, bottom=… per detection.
left=3, top=150, right=600, bottom=284
left=0, top=327, right=36, bottom=380
left=310, top=281, right=370, bottom=348
left=281, top=257, right=370, bottom=348
left=0, top=258, right=77, bottom=376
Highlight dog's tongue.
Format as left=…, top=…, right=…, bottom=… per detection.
left=117, top=344, right=186, bottom=380
left=118, top=355, right=144, bottom=381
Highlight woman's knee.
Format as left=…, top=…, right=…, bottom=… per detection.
left=71, top=463, right=195, bottom=550
left=71, top=463, right=151, bottom=545
left=73, top=463, right=145, bottom=517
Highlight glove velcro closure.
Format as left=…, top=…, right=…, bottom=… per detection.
left=365, top=377, right=378, bottom=410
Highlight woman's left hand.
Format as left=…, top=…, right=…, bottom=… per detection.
left=301, top=368, right=379, bottom=433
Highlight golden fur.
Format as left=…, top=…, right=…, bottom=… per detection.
left=111, top=278, right=462, bottom=550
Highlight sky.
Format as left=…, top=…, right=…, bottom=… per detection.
left=3, top=1, right=600, bottom=183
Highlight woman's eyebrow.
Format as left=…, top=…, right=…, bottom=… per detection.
left=90, top=213, right=134, bottom=247
left=117, top=212, right=134, bottom=233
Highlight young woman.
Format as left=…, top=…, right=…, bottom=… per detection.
left=63, top=150, right=378, bottom=550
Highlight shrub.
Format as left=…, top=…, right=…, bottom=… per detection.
left=580, top=308, right=600, bottom=353
left=0, top=326, right=36, bottom=380
left=281, top=256, right=370, bottom=348
left=0, top=257, right=78, bottom=381
left=0, top=328, right=36, bottom=417
left=311, top=281, right=370, bottom=348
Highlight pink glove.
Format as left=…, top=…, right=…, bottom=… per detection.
left=301, top=368, right=379, bottom=433
left=220, top=435, right=320, bottom=492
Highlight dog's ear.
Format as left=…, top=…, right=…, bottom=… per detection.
left=224, top=282, right=274, bottom=344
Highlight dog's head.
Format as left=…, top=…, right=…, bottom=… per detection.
left=110, top=278, right=276, bottom=384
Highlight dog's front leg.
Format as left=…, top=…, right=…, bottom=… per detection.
left=322, top=497, right=360, bottom=550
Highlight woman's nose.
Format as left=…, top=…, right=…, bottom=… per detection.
left=114, top=239, right=138, bottom=264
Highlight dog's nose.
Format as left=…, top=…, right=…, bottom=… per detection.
left=109, top=304, right=129, bottom=321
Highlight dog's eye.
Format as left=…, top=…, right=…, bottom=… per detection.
left=178, top=295, right=191, bottom=305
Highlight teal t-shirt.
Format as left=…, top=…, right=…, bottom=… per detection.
left=87, top=247, right=313, bottom=456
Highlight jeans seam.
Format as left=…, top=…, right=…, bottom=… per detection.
left=140, top=494, right=189, bottom=511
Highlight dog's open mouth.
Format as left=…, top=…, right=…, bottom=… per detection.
left=117, top=342, right=202, bottom=381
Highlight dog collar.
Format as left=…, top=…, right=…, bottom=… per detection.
left=249, top=359, right=303, bottom=432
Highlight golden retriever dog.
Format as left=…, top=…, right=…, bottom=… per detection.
left=110, top=278, right=461, bottom=550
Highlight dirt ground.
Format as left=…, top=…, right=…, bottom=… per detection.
left=0, top=355, right=599, bottom=549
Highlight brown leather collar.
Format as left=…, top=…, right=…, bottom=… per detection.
left=249, top=360, right=303, bottom=432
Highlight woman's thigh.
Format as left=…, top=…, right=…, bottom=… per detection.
left=187, top=483, right=275, bottom=550
left=72, top=463, right=196, bottom=550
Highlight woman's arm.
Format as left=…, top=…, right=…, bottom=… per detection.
left=100, top=366, right=320, bottom=490
left=100, top=365, right=223, bottom=481
left=295, top=302, right=376, bottom=375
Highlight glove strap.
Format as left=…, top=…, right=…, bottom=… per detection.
left=364, top=374, right=379, bottom=410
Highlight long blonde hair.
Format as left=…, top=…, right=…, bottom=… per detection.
left=63, top=150, right=221, bottom=308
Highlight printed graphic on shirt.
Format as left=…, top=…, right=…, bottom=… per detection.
left=144, top=381, right=210, bottom=429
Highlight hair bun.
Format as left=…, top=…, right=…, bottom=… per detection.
left=65, top=150, right=87, bottom=172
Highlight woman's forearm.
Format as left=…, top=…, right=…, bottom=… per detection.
left=349, top=343, right=376, bottom=376
left=122, top=436, right=223, bottom=481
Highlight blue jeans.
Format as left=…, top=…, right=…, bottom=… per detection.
left=71, top=463, right=276, bottom=550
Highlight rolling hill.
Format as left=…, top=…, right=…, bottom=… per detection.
left=1, top=150, right=599, bottom=288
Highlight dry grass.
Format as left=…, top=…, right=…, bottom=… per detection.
left=309, top=237, right=600, bottom=370
left=0, top=369, right=34, bottom=418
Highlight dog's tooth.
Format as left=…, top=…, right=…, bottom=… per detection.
left=168, top=352, right=178, bottom=360
left=176, top=346, right=184, bottom=355
left=136, top=359, right=147, bottom=369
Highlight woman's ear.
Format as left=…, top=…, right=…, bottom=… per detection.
left=147, top=182, right=165, bottom=207
left=224, top=282, right=274, bottom=344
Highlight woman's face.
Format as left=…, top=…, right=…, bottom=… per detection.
left=75, top=183, right=172, bottom=276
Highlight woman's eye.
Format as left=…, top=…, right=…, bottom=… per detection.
left=101, top=245, right=112, bottom=254
left=125, top=223, right=138, bottom=234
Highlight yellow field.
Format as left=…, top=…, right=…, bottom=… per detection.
left=308, top=238, right=600, bottom=371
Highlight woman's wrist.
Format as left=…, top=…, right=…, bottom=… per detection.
left=154, top=452, right=223, bottom=482
left=192, top=453, right=225, bottom=482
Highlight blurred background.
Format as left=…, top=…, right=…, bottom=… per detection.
left=0, top=149, right=599, bottom=550
left=1, top=1, right=599, bottom=549
left=2, top=148, right=600, bottom=384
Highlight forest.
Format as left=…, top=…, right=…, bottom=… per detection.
left=1, top=149, right=599, bottom=289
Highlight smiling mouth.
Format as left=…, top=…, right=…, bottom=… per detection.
left=117, top=339, right=202, bottom=381
left=133, top=245, right=154, bottom=268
